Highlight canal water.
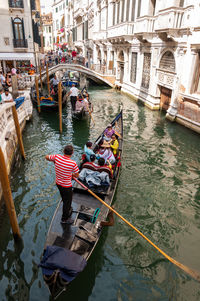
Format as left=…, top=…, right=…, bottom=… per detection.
left=0, top=86, right=200, bottom=301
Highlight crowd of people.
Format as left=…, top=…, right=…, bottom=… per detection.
left=41, top=49, right=90, bottom=69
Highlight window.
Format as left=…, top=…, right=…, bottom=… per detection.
left=142, top=53, right=151, bottom=89
left=113, top=2, right=116, bottom=25
left=192, top=53, right=200, bottom=94
left=130, top=52, right=137, bottom=83
left=66, top=0, right=68, bottom=5
left=131, top=0, right=136, bottom=21
left=8, top=0, right=24, bottom=8
left=49, top=26, right=51, bottom=33
left=46, top=26, right=48, bottom=33
left=43, top=36, right=45, bottom=47
left=179, top=0, right=184, bottom=7
left=49, top=36, right=52, bottom=44
left=117, top=2, right=120, bottom=24
left=59, top=5, right=62, bottom=11
left=13, top=17, right=23, bottom=40
left=56, top=20, right=59, bottom=30
left=159, top=51, right=175, bottom=72
left=126, top=0, right=130, bottom=21
left=137, top=0, right=141, bottom=18
left=121, top=0, right=125, bottom=23
left=56, top=7, right=58, bottom=13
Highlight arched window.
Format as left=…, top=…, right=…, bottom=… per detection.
left=159, top=51, right=176, bottom=72
left=13, top=18, right=23, bottom=40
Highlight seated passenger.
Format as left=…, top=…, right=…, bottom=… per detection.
left=75, top=99, right=84, bottom=111
left=82, top=154, right=98, bottom=171
left=97, top=141, right=115, bottom=165
left=97, top=158, right=113, bottom=178
left=84, top=142, right=96, bottom=162
left=110, top=134, right=119, bottom=156
left=104, top=124, right=115, bottom=141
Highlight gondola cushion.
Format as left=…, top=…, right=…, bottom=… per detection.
left=39, top=245, right=87, bottom=282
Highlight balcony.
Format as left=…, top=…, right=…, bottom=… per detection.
left=8, top=0, right=24, bottom=8
left=135, top=16, right=155, bottom=34
left=154, top=6, right=194, bottom=33
left=156, top=68, right=176, bottom=89
left=13, top=39, right=28, bottom=48
left=107, top=22, right=134, bottom=39
left=93, top=30, right=107, bottom=42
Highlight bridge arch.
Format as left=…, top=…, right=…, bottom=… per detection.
left=41, top=64, right=114, bottom=87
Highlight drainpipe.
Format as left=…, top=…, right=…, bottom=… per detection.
left=29, top=0, right=38, bottom=72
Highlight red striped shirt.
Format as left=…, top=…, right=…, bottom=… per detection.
left=48, top=154, right=79, bottom=187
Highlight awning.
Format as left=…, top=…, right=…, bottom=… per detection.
left=0, top=52, right=34, bottom=60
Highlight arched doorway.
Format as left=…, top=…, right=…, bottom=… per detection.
left=159, top=51, right=176, bottom=111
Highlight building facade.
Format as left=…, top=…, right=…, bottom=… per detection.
left=0, top=0, right=42, bottom=73
left=49, top=0, right=200, bottom=133
left=42, top=13, right=53, bottom=51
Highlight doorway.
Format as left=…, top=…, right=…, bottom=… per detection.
left=160, top=87, right=171, bottom=111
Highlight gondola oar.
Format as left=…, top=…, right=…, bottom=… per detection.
left=73, top=177, right=200, bottom=283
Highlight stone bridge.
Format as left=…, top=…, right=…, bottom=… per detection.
left=41, top=64, right=116, bottom=87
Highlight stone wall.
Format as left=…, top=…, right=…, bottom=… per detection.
left=0, top=90, right=33, bottom=209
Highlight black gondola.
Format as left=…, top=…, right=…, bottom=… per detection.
left=39, top=111, right=123, bottom=299
left=72, top=90, right=93, bottom=119
left=30, top=86, right=67, bottom=111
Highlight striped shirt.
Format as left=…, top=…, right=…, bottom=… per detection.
left=48, top=154, right=79, bottom=187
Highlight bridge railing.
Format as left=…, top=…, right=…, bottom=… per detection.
left=40, top=59, right=116, bottom=77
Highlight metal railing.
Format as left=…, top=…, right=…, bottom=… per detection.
left=8, top=0, right=24, bottom=8
left=13, top=39, right=28, bottom=48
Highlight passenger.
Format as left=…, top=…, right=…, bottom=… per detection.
left=1, top=87, right=13, bottom=103
left=97, top=157, right=113, bottom=178
left=110, top=134, right=119, bottom=156
left=82, top=154, right=98, bottom=171
left=104, top=124, right=115, bottom=141
left=84, top=142, right=95, bottom=162
left=97, top=141, right=115, bottom=164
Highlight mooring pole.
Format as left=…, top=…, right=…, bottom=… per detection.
left=46, top=64, right=50, bottom=97
left=0, top=147, right=21, bottom=240
left=58, top=82, right=62, bottom=134
left=35, top=76, right=40, bottom=113
left=39, top=66, right=43, bottom=90
left=11, top=105, right=26, bottom=160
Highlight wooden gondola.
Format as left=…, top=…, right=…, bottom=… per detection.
left=72, top=90, right=93, bottom=119
left=39, top=110, right=123, bottom=299
left=30, top=86, right=67, bottom=111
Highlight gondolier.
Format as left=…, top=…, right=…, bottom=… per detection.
left=67, top=83, right=79, bottom=111
left=45, top=145, right=79, bottom=224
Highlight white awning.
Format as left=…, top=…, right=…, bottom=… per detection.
left=0, top=52, right=34, bottom=60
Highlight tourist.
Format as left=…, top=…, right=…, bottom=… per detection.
left=0, top=72, right=5, bottom=88
left=97, top=140, right=115, bottom=164
left=84, top=142, right=96, bottom=162
left=97, top=157, right=113, bottom=178
left=109, top=134, right=119, bottom=155
left=0, top=88, right=3, bottom=103
left=72, top=49, right=77, bottom=62
left=45, top=145, right=79, bottom=224
left=67, top=83, right=79, bottom=111
left=1, top=87, right=13, bottom=103
left=82, top=154, right=98, bottom=171
left=104, top=124, right=115, bottom=141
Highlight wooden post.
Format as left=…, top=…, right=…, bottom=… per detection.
left=46, top=64, right=50, bottom=96
left=39, top=66, right=43, bottom=90
left=35, top=76, right=41, bottom=113
left=0, top=147, right=21, bottom=240
left=12, top=105, right=26, bottom=160
left=58, top=82, right=62, bottom=134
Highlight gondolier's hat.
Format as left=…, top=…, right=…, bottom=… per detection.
left=107, top=124, right=112, bottom=128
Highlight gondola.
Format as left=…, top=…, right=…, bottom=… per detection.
left=30, top=86, right=67, bottom=111
left=72, top=90, right=93, bottom=119
left=39, top=110, right=123, bottom=299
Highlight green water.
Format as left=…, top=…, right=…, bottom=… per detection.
left=0, top=86, right=200, bottom=301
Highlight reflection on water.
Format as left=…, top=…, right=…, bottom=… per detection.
left=0, top=86, right=200, bottom=300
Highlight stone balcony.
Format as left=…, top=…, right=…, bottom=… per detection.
left=156, top=68, right=176, bottom=89
left=93, top=30, right=107, bottom=42
left=154, top=5, right=194, bottom=33
left=135, top=16, right=155, bottom=34
left=107, top=22, right=134, bottom=40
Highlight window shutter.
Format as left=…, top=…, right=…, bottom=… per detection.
left=21, top=18, right=26, bottom=40
left=11, top=17, right=16, bottom=39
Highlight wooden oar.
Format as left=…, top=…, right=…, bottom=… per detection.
left=73, top=177, right=200, bottom=282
